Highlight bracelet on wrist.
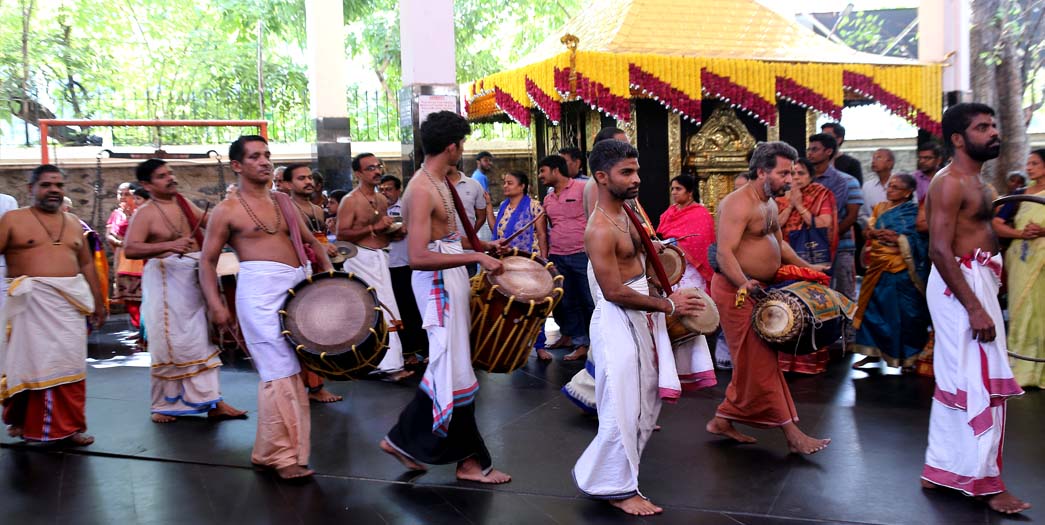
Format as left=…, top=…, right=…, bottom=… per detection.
left=665, top=297, right=676, bottom=317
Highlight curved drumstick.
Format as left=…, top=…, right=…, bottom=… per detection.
left=500, top=211, right=546, bottom=245
left=622, top=205, right=673, bottom=294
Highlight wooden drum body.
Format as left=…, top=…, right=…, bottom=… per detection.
left=470, top=250, right=564, bottom=373
left=647, top=244, right=685, bottom=291
left=752, top=282, right=852, bottom=355
left=280, top=271, right=389, bottom=380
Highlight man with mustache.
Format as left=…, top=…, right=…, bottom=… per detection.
left=200, top=135, right=332, bottom=481
left=336, top=153, right=412, bottom=382
left=704, top=142, right=831, bottom=455
left=920, top=103, right=1029, bottom=514
left=572, top=139, right=704, bottom=516
left=123, top=159, right=247, bottom=423
left=282, top=164, right=343, bottom=402
left=0, top=164, right=106, bottom=446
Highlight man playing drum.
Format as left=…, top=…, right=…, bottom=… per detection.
left=705, top=141, right=831, bottom=455
left=336, top=153, right=412, bottom=382
left=123, top=158, right=246, bottom=423
left=379, top=111, right=510, bottom=484
left=200, top=135, right=332, bottom=481
left=920, top=103, right=1029, bottom=514
left=573, top=140, right=705, bottom=516
left=0, top=165, right=106, bottom=446
left=282, top=163, right=344, bottom=402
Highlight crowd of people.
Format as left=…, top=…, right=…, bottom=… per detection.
left=0, top=103, right=1039, bottom=516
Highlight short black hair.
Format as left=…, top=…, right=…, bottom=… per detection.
left=808, top=133, right=838, bottom=158
left=282, top=163, right=311, bottom=182
left=131, top=186, right=151, bottom=200
left=505, top=170, right=530, bottom=193
left=942, top=103, right=996, bottom=153
left=352, top=153, right=377, bottom=173
left=796, top=157, right=816, bottom=176
left=476, top=151, right=493, bottom=161
left=593, top=127, right=627, bottom=144
left=917, top=142, right=943, bottom=157
left=748, top=141, right=799, bottom=180
left=229, top=135, right=268, bottom=163
left=538, top=155, right=569, bottom=177
left=821, top=122, right=845, bottom=140
left=329, top=189, right=349, bottom=203
left=29, top=164, right=64, bottom=185
left=420, top=111, right=471, bottom=156
left=588, top=139, right=639, bottom=175
left=558, top=146, right=583, bottom=162
left=379, top=175, right=401, bottom=190
left=135, top=158, right=167, bottom=183
left=671, top=174, right=696, bottom=193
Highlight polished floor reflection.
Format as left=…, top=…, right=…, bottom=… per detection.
left=2, top=315, right=1041, bottom=524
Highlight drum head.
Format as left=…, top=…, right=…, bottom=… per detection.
left=216, top=252, right=240, bottom=277
left=488, top=255, right=555, bottom=302
left=282, top=273, right=377, bottom=354
left=660, top=245, right=685, bottom=285
left=329, top=241, right=358, bottom=265
left=754, top=299, right=794, bottom=340
left=676, top=287, right=719, bottom=334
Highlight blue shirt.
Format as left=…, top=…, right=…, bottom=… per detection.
left=816, top=165, right=863, bottom=250
left=837, top=173, right=863, bottom=250
left=470, top=169, right=490, bottom=192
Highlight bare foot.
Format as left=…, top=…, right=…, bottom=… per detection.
left=456, top=458, right=511, bottom=484
left=783, top=425, right=830, bottom=455
left=381, top=369, right=415, bottom=382
left=275, top=465, right=314, bottom=480
left=380, top=438, right=427, bottom=471
left=547, top=335, right=572, bottom=349
left=151, top=413, right=176, bottom=423
left=208, top=401, right=248, bottom=420
left=986, top=491, right=1032, bottom=514
left=536, top=349, right=553, bottom=361
left=66, top=432, right=94, bottom=447
left=920, top=479, right=938, bottom=490
left=6, top=425, right=23, bottom=438
left=705, top=417, right=757, bottom=443
left=308, top=389, right=344, bottom=403
left=563, top=346, right=588, bottom=361
left=654, top=424, right=662, bottom=431
left=851, top=356, right=880, bottom=369
left=608, top=495, right=663, bottom=516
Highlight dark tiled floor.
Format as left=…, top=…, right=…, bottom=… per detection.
left=2, top=315, right=1041, bottom=525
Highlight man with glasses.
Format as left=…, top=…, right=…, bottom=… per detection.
left=913, top=142, right=944, bottom=203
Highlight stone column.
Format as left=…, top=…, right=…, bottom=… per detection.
left=399, top=0, right=458, bottom=183
left=306, top=0, right=352, bottom=190
left=919, top=0, right=970, bottom=99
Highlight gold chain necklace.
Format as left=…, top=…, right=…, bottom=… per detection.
left=422, top=164, right=456, bottom=232
left=238, top=193, right=282, bottom=234
left=152, top=201, right=186, bottom=238
left=596, top=206, right=630, bottom=234
left=30, top=208, right=67, bottom=245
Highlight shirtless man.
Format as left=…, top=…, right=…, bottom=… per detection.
left=200, top=135, right=332, bottom=481
left=0, top=165, right=105, bottom=446
left=705, top=141, right=831, bottom=455
left=282, top=163, right=344, bottom=402
left=337, top=153, right=412, bottom=381
left=573, top=139, right=704, bottom=516
left=380, top=111, right=510, bottom=484
left=920, top=103, right=1029, bottom=514
left=123, top=158, right=246, bottom=423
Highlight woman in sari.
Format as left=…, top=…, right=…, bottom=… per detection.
left=106, top=182, right=144, bottom=330
left=655, top=174, right=717, bottom=390
left=993, top=149, right=1045, bottom=387
left=494, top=170, right=551, bottom=360
left=774, top=158, right=838, bottom=374
left=852, top=174, right=931, bottom=371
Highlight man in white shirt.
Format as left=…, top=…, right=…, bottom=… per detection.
left=859, top=148, right=895, bottom=228
left=448, top=169, right=488, bottom=275
left=379, top=175, right=427, bottom=362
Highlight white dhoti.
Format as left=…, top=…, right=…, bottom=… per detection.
left=673, top=264, right=716, bottom=391
left=922, top=251, right=1022, bottom=496
left=342, top=245, right=405, bottom=373
left=141, top=254, right=222, bottom=415
left=573, top=274, right=678, bottom=499
left=0, top=275, right=94, bottom=401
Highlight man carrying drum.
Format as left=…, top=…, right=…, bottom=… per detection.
left=705, top=141, right=831, bottom=455
left=123, top=158, right=246, bottom=423
left=379, top=111, right=510, bottom=484
left=336, top=153, right=412, bottom=382
left=200, top=135, right=332, bottom=481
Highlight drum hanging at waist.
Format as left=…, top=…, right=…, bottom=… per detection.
left=752, top=281, right=855, bottom=355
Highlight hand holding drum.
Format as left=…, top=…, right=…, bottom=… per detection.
left=668, top=288, right=705, bottom=316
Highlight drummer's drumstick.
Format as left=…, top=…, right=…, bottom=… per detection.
left=179, top=202, right=211, bottom=258
left=500, top=211, right=547, bottom=245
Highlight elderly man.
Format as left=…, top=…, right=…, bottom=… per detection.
left=860, top=148, right=897, bottom=225
left=0, top=165, right=106, bottom=446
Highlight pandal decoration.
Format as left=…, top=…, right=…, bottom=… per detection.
left=467, top=41, right=943, bottom=135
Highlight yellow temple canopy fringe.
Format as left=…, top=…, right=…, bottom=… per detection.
left=464, top=0, right=943, bottom=134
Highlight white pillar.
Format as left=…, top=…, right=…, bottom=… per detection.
left=919, top=0, right=970, bottom=96
left=305, top=0, right=352, bottom=189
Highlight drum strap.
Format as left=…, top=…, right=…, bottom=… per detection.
left=445, top=179, right=483, bottom=252
left=622, top=204, right=672, bottom=294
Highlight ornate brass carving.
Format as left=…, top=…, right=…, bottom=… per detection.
left=667, top=112, right=681, bottom=200
left=586, top=110, right=601, bottom=149
left=684, top=106, right=756, bottom=216
left=616, top=103, right=637, bottom=144
left=806, top=109, right=819, bottom=146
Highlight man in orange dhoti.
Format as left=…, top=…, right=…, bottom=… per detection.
left=0, top=165, right=106, bottom=445
left=705, top=142, right=830, bottom=454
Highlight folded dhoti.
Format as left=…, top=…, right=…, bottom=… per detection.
left=142, top=254, right=222, bottom=415
left=922, top=251, right=1022, bottom=496
left=341, top=245, right=405, bottom=373
left=236, top=261, right=306, bottom=382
